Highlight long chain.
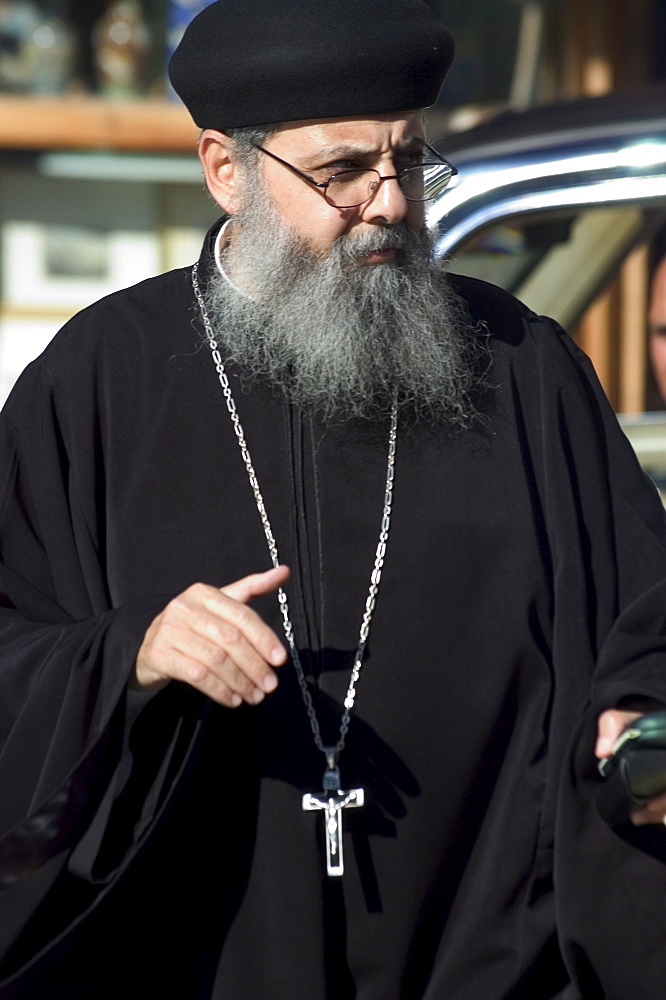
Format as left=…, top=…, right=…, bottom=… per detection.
left=192, top=262, right=398, bottom=765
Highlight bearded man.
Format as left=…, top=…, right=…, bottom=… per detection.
left=2, top=2, right=666, bottom=998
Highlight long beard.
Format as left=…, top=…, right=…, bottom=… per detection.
left=203, top=181, right=483, bottom=425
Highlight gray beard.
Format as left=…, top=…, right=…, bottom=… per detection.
left=202, top=183, right=483, bottom=425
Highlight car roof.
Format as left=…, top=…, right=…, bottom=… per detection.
left=433, top=83, right=666, bottom=163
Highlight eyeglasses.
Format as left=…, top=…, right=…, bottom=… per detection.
left=251, top=141, right=457, bottom=209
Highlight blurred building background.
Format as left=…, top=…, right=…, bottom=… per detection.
left=0, top=0, right=664, bottom=407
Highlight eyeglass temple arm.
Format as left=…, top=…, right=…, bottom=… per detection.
left=252, top=143, right=328, bottom=189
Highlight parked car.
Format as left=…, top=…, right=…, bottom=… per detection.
left=428, top=85, right=666, bottom=485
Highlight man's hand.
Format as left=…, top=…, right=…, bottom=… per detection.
left=133, top=565, right=290, bottom=708
left=596, top=709, right=666, bottom=825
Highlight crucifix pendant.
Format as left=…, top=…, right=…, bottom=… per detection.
left=302, top=764, right=364, bottom=877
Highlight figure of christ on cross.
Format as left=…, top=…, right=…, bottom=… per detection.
left=302, top=786, right=365, bottom=877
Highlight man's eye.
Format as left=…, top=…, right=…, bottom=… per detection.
left=328, top=170, right=368, bottom=188
left=308, top=161, right=356, bottom=182
left=328, top=160, right=359, bottom=172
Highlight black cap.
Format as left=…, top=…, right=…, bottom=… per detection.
left=169, top=0, right=455, bottom=130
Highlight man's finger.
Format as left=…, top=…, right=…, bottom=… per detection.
left=221, top=564, right=290, bottom=605
left=191, top=592, right=286, bottom=669
left=145, top=646, right=244, bottom=708
left=632, top=789, right=666, bottom=826
left=595, top=708, right=642, bottom=759
left=169, top=619, right=276, bottom=694
left=216, top=565, right=291, bottom=666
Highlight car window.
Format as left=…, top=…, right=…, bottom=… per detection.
left=446, top=199, right=666, bottom=498
left=447, top=202, right=666, bottom=330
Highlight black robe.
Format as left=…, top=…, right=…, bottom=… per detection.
left=2, top=224, right=666, bottom=999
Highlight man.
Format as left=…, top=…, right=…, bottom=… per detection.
left=1, top=2, right=666, bottom=997
left=649, top=254, right=666, bottom=403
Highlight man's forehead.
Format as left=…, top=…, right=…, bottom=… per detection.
left=269, top=112, right=426, bottom=155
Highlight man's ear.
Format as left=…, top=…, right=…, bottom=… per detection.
left=198, top=130, right=245, bottom=215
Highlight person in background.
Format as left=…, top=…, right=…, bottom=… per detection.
left=649, top=254, right=666, bottom=403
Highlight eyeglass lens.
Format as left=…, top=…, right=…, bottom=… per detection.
left=326, top=164, right=453, bottom=208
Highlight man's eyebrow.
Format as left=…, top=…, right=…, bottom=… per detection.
left=307, top=138, right=427, bottom=163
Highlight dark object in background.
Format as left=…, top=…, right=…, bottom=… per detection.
left=0, top=1, right=74, bottom=93
left=92, top=0, right=150, bottom=97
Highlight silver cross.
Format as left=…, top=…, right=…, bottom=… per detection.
left=302, top=767, right=364, bottom=877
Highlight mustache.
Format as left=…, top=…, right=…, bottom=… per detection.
left=334, top=223, right=419, bottom=261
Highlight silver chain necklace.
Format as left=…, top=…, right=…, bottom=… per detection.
left=192, top=261, right=398, bottom=876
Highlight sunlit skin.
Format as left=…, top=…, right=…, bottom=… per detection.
left=649, top=256, right=666, bottom=403
left=131, top=114, right=665, bottom=823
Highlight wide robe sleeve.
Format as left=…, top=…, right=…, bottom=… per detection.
left=547, top=346, right=666, bottom=998
left=0, top=349, right=202, bottom=973
left=486, top=290, right=666, bottom=998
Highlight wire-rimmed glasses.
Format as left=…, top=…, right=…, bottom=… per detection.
left=252, top=142, right=457, bottom=209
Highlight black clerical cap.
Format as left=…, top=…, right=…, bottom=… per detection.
left=169, top=0, right=455, bottom=129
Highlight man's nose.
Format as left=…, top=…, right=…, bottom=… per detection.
left=360, top=174, right=409, bottom=225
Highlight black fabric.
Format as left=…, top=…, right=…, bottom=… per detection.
left=2, top=224, right=666, bottom=997
left=168, top=0, right=455, bottom=129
